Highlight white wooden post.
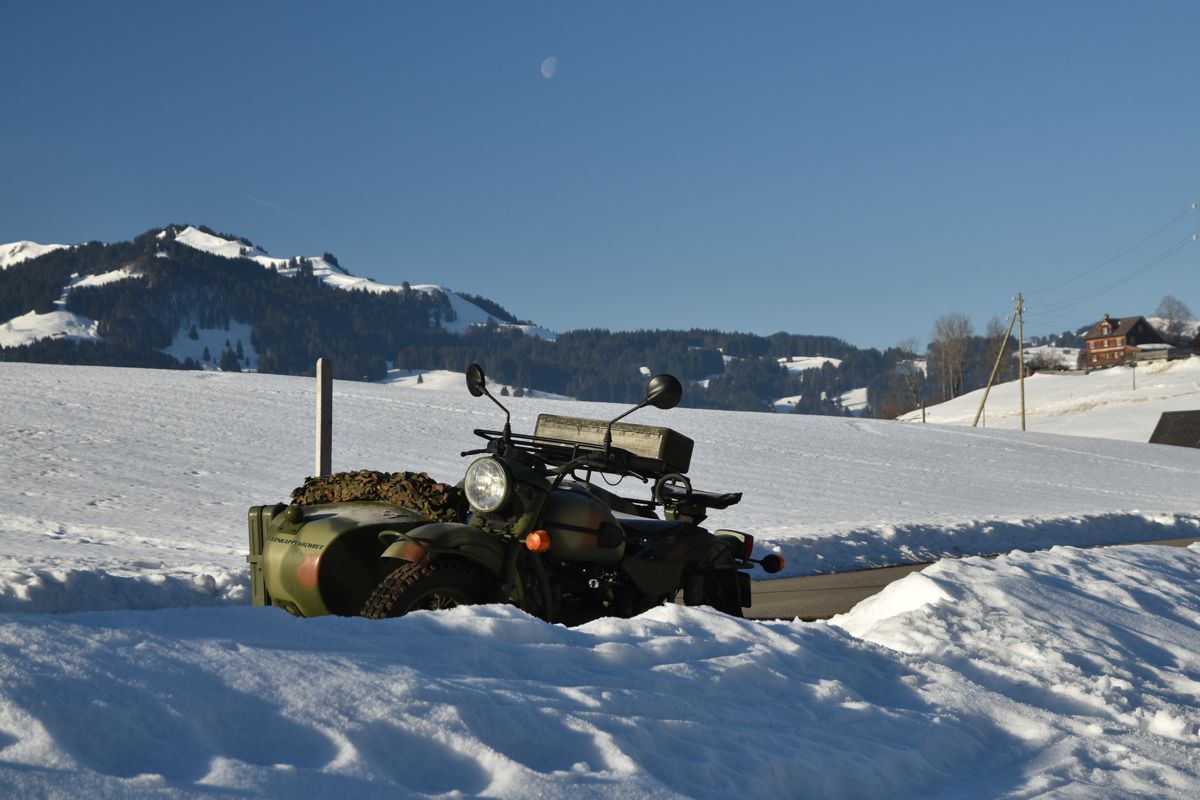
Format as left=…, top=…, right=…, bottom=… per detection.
left=316, top=357, right=332, bottom=477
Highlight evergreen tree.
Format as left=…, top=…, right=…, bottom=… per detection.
left=218, top=349, right=241, bottom=372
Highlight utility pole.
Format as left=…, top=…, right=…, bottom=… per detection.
left=316, top=357, right=332, bottom=477
left=972, top=302, right=1019, bottom=427
left=1018, top=292, right=1026, bottom=432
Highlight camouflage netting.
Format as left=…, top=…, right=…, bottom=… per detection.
left=290, top=470, right=466, bottom=523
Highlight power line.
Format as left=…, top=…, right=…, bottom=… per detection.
left=1026, top=205, right=1196, bottom=297
left=1026, top=229, right=1198, bottom=315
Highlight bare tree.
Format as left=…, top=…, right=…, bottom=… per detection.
left=895, top=336, right=925, bottom=409
left=929, top=312, right=973, bottom=400
left=1155, top=295, right=1193, bottom=341
left=983, top=315, right=1015, bottom=382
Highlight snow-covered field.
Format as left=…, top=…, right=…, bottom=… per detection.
left=2, top=362, right=1200, bottom=797
left=902, top=357, right=1200, bottom=442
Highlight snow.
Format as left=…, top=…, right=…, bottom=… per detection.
left=0, top=264, right=142, bottom=349
left=0, top=240, right=69, bottom=269
left=170, top=226, right=553, bottom=338
left=777, top=355, right=841, bottom=373
left=2, top=361, right=1200, bottom=796
left=1024, top=344, right=1079, bottom=369
left=773, top=394, right=803, bottom=412
left=831, top=544, right=1200, bottom=796
left=378, top=368, right=573, bottom=399
left=900, top=356, right=1200, bottom=441
left=65, top=266, right=139, bottom=292
left=773, top=387, right=866, bottom=415
left=1, top=229, right=559, bottom=351
left=837, top=387, right=868, bottom=414
left=160, top=321, right=259, bottom=370
left=0, top=309, right=100, bottom=348
left=1146, top=315, right=1200, bottom=340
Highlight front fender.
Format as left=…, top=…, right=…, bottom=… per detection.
left=380, top=522, right=506, bottom=576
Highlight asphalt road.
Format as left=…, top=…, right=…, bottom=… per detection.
left=746, top=537, right=1200, bottom=621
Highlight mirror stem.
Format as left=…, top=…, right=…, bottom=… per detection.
left=602, top=401, right=646, bottom=452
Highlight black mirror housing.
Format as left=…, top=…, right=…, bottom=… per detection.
left=644, top=374, right=683, bottom=410
left=466, top=363, right=486, bottom=397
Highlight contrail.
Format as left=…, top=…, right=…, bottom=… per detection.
left=245, top=194, right=313, bottom=224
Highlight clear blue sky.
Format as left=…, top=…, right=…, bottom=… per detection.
left=3, top=0, right=1198, bottom=349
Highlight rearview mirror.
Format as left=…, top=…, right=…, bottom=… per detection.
left=466, top=364, right=486, bottom=397
left=644, top=374, right=682, bottom=410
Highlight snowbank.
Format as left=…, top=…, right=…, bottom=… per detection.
left=0, top=546, right=1197, bottom=797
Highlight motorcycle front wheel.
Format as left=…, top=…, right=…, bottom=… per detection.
left=361, top=559, right=493, bottom=619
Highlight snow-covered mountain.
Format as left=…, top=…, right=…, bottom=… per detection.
left=167, top=226, right=554, bottom=338
left=1, top=361, right=1199, bottom=797
left=0, top=226, right=556, bottom=354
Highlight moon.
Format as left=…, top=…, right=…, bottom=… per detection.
left=540, top=56, right=558, bottom=80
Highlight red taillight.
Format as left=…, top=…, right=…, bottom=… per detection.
left=742, top=534, right=755, bottom=559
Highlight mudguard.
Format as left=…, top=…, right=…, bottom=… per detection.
left=380, top=522, right=507, bottom=577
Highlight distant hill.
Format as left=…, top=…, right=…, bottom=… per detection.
left=0, top=224, right=1008, bottom=416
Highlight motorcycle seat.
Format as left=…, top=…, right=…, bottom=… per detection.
left=658, top=485, right=743, bottom=510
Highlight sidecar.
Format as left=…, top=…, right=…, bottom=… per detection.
left=247, top=501, right=431, bottom=617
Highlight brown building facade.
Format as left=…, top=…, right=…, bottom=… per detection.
left=1082, top=314, right=1168, bottom=368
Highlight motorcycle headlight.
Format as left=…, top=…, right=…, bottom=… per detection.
left=464, top=458, right=510, bottom=513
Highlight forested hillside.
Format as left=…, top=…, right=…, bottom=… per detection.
left=1, top=226, right=1027, bottom=417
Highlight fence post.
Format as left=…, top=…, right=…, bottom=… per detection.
left=316, top=357, right=332, bottom=477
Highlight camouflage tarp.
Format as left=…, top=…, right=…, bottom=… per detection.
left=291, top=470, right=466, bottom=523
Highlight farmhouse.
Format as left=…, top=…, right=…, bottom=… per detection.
left=1082, top=314, right=1169, bottom=368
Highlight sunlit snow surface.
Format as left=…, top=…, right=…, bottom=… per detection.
left=901, top=357, right=1200, bottom=441
left=0, top=240, right=69, bottom=269
left=2, top=363, right=1200, bottom=797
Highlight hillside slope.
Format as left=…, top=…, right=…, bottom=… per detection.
left=900, top=357, right=1200, bottom=441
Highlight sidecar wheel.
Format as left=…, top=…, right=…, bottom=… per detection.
left=361, top=559, right=493, bottom=619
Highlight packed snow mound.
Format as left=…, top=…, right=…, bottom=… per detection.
left=830, top=544, right=1200, bottom=793
left=0, top=240, right=69, bottom=269
left=901, top=357, right=1200, bottom=441
left=0, top=309, right=100, bottom=348
left=169, top=226, right=551, bottom=337
left=1, top=548, right=1200, bottom=797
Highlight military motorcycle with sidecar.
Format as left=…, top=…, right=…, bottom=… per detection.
left=247, top=365, right=782, bottom=624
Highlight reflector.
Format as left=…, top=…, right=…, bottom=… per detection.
left=525, top=530, right=552, bottom=553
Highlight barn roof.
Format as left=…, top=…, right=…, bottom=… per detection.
left=1082, top=314, right=1165, bottom=343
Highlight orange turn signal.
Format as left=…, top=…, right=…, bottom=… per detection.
left=525, top=530, right=552, bottom=553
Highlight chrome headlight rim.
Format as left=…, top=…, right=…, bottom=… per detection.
left=463, top=457, right=511, bottom=513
